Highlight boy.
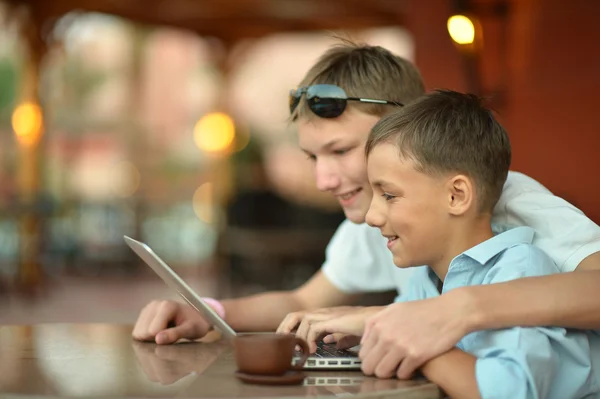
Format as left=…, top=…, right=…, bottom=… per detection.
left=132, top=43, right=600, bottom=378
left=361, top=90, right=597, bottom=398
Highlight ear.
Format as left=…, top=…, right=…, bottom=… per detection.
left=446, top=174, right=474, bottom=216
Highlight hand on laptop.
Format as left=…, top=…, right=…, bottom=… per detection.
left=278, top=306, right=383, bottom=353
left=276, top=306, right=360, bottom=347
left=132, top=300, right=212, bottom=344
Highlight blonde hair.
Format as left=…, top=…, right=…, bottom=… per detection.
left=291, top=39, right=425, bottom=121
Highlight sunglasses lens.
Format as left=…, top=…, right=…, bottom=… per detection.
left=306, top=85, right=348, bottom=118
left=308, top=98, right=346, bottom=118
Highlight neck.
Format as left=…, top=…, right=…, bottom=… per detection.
left=430, top=214, right=494, bottom=281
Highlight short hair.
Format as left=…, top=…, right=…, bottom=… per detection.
left=365, top=89, right=511, bottom=213
left=291, top=39, right=426, bottom=121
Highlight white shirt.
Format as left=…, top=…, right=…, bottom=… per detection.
left=322, top=171, right=600, bottom=296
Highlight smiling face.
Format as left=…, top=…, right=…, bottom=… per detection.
left=297, top=108, right=381, bottom=224
left=365, top=143, right=452, bottom=268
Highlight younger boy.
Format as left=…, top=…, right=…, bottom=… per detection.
left=361, top=90, right=598, bottom=398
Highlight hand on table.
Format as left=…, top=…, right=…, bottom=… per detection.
left=132, top=300, right=212, bottom=345
left=359, top=295, right=469, bottom=379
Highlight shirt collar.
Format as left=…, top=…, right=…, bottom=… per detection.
left=461, top=226, right=535, bottom=265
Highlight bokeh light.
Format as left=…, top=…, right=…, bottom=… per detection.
left=193, top=112, right=235, bottom=153
left=447, top=15, right=475, bottom=45
left=111, top=161, right=141, bottom=198
left=12, top=102, right=44, bottom=147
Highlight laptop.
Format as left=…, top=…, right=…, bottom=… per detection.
left=124, top=235, right=362, bottom=370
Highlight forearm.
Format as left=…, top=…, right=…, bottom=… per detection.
left=221, top=292, right=307, bottom=332
left=420, top=348, right=480, bottom=399
left=456, top=268, right=600, bottom=333
left=220, top=270, right=358, bottom=332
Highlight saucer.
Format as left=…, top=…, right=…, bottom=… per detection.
left=234, top=370, right=306, bottom=385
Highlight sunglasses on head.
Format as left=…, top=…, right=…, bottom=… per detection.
left=289, top=84, right=403, bottom=119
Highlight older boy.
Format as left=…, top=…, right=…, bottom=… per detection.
left=132, top=43, right=600, bottom=378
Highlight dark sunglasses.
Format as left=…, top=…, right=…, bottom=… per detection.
left=289, top=84, right=403, bottom=118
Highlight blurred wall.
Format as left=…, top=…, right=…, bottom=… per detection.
left=406, top=0, right=600, bottom=223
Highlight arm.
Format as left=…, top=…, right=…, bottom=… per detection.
left=458, top=251, right=600, bottom=334
left=478, top=172, right=600, bottom=329
left=420, top=349, right=479, bottom=399
left=422, top=324, right=572, bottom=399
left=132, top=270, right=357, bottom=344
left=222, top=270, right=359, bottom=332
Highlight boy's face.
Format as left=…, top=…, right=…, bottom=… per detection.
left=365, top=143, right=450, bottom=268
left=297, top=108, right=380, bottom=224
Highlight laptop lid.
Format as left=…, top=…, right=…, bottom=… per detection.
left=124, top=235, right=237, bottom=340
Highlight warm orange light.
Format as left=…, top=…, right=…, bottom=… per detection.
left=447, top=15, right=476, bottom=45
left=193, top=112, right=235, bottom=153
left=12, top=102, right=44, bottom=147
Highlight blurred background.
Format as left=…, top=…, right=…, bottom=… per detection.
left=0, top=0, right=598, bottom=324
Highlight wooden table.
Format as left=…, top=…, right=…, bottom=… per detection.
left=0, top=324, right=441, bottom=398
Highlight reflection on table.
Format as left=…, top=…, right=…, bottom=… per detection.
left=0, top=324, right=440, bottom=398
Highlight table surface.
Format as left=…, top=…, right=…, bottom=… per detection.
left=0, top=324, right=441, bottom=399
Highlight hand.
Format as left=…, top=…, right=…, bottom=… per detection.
left=276, top=306, right=359, bottom=335
left=360, top=293, right=470, bottom=379
left=132, top=300, right=212, bottom=345
left=282, top=306, right=382, bottom=353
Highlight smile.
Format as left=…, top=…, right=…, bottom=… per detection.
left=339, top=188, right=361, bottom=200
left=385, top=235, right=398, bottom=249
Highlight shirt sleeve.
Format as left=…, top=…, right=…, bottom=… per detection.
left=493, top=171, right=600, bottom=272
left=321, top=220, right=396, bottom=293
left=466, top=245, right=596, bottom=398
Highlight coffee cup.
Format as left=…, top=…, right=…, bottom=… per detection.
left=233, top=333, right=309, bottom=376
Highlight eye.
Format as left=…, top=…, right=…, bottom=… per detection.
left=333, top=148, right=351, bottom=156
left=305, top=153, right=317, bottom=162
left=382, top=192, right=395, bottom=201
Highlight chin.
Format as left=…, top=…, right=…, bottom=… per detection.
left=392, top=256, right=412, bottom=268
left=342, top=208, right=367, bottom=224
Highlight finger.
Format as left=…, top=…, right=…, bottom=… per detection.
left=132, top=302, right=160, bottom=340
left=276, top=313, right=302, bottom=334
left=155, top=322, right=199, bottom=345
left=396, top=356, right=419, bottom=380
left=360, top=338, right=388, bottom=376
left=306, top=322, right=332, bottom=353
left=361, top=313, right=379, bottom=344
left=358, top=323, right=379, bottom=359
left=148, top=301, right=179, bottom=338
left=323, top=334, right=336, bottom=344
left=295, top=318, right=314, bottom=352
left=373, top=347, right=404, bottom=379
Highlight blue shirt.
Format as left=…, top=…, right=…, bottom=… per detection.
left=397, top=226, right=599, bottom=399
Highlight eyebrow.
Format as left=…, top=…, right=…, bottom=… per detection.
left=370, top=179, right=389, bottom=188
left=300, top=139, right=343, bottom=154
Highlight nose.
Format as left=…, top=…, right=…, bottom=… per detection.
left=365, top=197, right=384, bottom=228
left=314, top=159, right=340, bottom=192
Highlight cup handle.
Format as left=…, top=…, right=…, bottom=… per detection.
left=291, top=337, right=310, bottom=369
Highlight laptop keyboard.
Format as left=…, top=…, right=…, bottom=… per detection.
left=297, top=342, right=356, bottom=358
